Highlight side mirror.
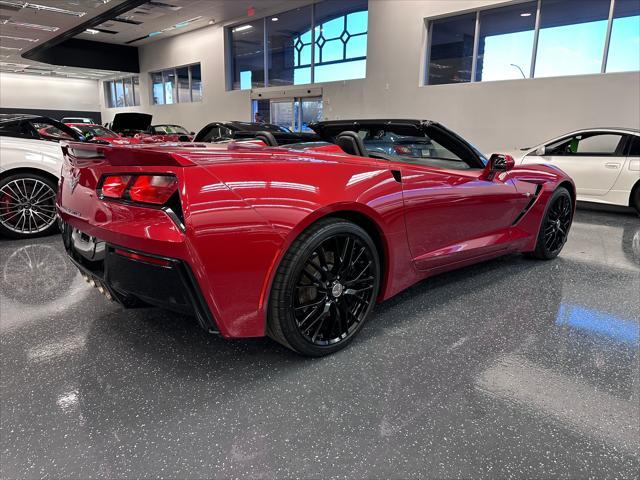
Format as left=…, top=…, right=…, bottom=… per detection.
left=483, top=153, right=515, bottom=180
left=534, top=145, right=546, bottom=156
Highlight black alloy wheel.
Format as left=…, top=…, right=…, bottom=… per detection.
left=530, top=187, right=573, bottom=260
left=268, top=219, right=380, bottom=356
left=0, top=173, right=58, bottom=239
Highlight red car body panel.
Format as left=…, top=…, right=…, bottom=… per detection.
left=56, top=141, right=574, bottom=338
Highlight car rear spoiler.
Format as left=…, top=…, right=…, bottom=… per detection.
left=61, top=142, right=197, bottom=167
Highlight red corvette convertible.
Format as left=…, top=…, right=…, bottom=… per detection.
left=56, top=120, right=575, bottom=356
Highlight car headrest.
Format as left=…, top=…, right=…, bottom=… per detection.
left=336, top=131, right=367, bottom=157
left=255, top=131, right=278, bottom=147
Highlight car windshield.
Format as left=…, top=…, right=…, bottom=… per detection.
left=155, top=125, right=189, bottom=134
left=72, top=125, right=117, bottom=138
left=32, top=122, right=75, bottom=141
left=355, top=129, right=466, bottom=166
left=232, top=122, right=290, bottom=133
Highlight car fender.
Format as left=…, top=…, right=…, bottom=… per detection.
left=0, top=137, right=63, bottom=179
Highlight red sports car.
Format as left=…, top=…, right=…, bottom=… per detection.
left=65, top=123, right=141, bottom=145
left=56, top=120, right=575, bottom=356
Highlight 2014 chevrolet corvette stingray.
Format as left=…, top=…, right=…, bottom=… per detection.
left=56, top=119, right=575, bottom=356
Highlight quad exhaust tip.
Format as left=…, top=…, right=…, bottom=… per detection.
left=80, top=272, right=114, bottom=301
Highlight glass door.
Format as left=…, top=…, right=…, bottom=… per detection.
left=299, top=97, right=323, bottom=132
left=270, top=99, right=295, bottom=132
left=253, top=96, right=323, bottom=132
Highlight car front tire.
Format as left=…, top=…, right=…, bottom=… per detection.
left=529, top=186, right=573, bottom=260
left=268, top=218, right=381, bottom=357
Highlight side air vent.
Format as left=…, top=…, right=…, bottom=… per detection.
left=512, top=184, right=543, bottom=225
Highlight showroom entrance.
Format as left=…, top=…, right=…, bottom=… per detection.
left=252, top=95, right=323, bottom=132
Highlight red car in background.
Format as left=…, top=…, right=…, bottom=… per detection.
left=56, top=119, right=575, bottom=357
left=148, top=124, right=194, bottom=141
left=66, top=123, right=140, bottom=145
left=108, top=113, right=193, bottom=143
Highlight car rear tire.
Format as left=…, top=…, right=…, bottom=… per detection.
left=268, top=218, right=381, bottom=356
left=528, top=186, right=573, bottom=260
left=0, top=173, right=59, bottom=239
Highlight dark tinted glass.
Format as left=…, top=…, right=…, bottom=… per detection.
left=626, top=135, right=640, bottom=155
left=132, top=76, right=140, bottom=106
left=231, top=19, right=265, bottom=89
left=428, top=13, right=476, bottom=84
left=151, top=72, right=164, bottom=104
left=476, top=2, right=536, bottom=81
left=177, top=67, right=190, bottom=103
left=267, top=6, right=312, bottom=86
left=0, top=121, right=22, bottom=137
left=191, top=64, right=202, bottom=102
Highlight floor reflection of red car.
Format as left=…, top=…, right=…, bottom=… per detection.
left=57, top=119, right=576, bottom=357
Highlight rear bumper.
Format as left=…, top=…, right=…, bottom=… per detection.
left=61, top=221, right=218, bottom=333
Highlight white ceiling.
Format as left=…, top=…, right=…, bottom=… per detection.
left=76, top=0, right=293, bottom=46
left=0, top=0, right=295, bottom=79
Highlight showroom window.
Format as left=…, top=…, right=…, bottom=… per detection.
left=228, top=0, right=368, bottom=90
left=425, top=0, right=640, bottom=85
left=151, top=63, right=202, bottom=105
left=606, top=0, right=640, bottom=72
left=104, top=76, right=141, bottom=108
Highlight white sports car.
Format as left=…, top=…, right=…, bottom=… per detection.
left=0, top=114, right=84, bottom=239
left=509, top=128, right=640, bottom=213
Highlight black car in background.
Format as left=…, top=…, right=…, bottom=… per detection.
left=194, top=121, right=320, bottom=145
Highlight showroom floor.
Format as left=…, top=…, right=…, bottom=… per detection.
left=1, top=207, right=638, bottom=479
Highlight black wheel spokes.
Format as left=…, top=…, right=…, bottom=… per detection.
left=293, top=234, right=376, bottom=346
left=544, top=195, right=572, bottom=253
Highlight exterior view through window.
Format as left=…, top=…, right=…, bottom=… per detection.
left=426, top=0, right=640, bottom=84
left=229, top=0, right=368, bottom=90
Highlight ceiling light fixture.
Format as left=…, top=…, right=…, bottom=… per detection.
left=0, top=34, right=38, bottom=42
left=2, top=20, right=59, bottom=32
left=85, top=28, right=100, bottom=34
left=520, top=12, right=532, bottom=17
left=271, top=17, right=278, bottom=22
left=233, top=25, right=252, bottom=33
left=0, top=1, right=86, bottom=17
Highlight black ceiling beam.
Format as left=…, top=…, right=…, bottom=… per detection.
left=22, top=0, right=149, bottom=73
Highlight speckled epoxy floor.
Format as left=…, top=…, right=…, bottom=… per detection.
left=1, top=207, right=639, bottom=479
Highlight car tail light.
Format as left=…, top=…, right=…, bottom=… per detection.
left=114, top=248, right=172, bottom=267
left=128, top=175, right=178, bottom=205
left=101, top=175, right=131, bottom=198
left=394, top=145, right=411, bottom=155
left=99, top=174, right=178, bottom=205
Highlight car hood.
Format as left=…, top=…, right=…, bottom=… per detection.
left=111, top=113, right=152, bottom=132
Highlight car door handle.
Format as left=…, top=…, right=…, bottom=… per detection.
left=605, top=162, right=621, bottom=169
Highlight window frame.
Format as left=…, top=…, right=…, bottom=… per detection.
left=625, top=134, right=640, bottom=156
left=226, top=1, right=369, bottom=90
left=424, top=0, right=634, bottom=85
left=544, top=131, right=628, bottom=157
left=104, top=75, right=141, bottom=108
left=149, top=63, right=202, bottom=105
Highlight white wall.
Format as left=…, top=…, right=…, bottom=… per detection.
left=99, top=24, right=251, bottom=133
left=0, top=72, right=100, bottom=112
left=100, top=0, right=640, bottom=153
